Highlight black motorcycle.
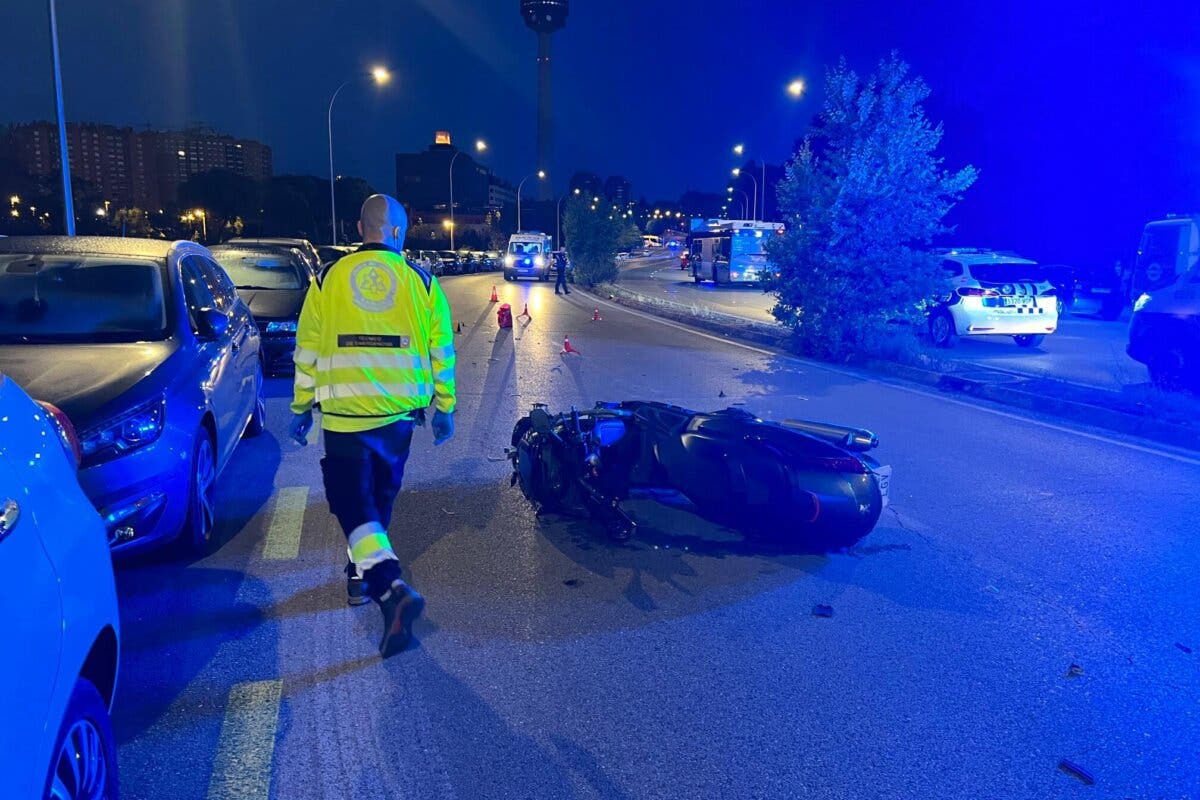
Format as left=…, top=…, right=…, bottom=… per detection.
left=508, top=401, right=891, bottom=549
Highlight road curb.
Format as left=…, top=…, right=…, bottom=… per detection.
left=585, top=282, right=1200, bottom=453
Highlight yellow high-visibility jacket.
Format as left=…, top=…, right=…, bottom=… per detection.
left=291, top=244, right=456, bottom=432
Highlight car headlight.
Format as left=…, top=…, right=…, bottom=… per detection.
left=265, top=320, right=298, bottom=334
left=1133, top=292, right=1152, bottom=312
left=534, top=255, right=546, bottom=268
left=80, top=396, right=165, bottom=466
left=504, top=254, right=515, bottom=267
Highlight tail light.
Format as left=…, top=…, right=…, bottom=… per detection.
left=957, top=287, right=999, bottom=298
left=36, top=401, right=82, bottom=470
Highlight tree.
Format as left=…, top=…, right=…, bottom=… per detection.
left=562, top=198, right=628, bottom=286
left=177, top=169, right=259, bottom=242
left=767, top=54, right=977, bottom=359
left=260, top=179, right=315, bottom=239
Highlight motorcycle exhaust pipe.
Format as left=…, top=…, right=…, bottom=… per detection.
left=782, top=419, right=879, bottom=451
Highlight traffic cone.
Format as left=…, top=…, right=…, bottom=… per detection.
left=489, top=285, right=499, bottom=303
left=561, top=336, right=581, bottom=355
left=518, top=303, right=531, bottom=320
left=592, top=308, right=602, bottom=322
left=455, top=322, right=463, bottom=334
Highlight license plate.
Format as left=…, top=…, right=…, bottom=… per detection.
left=998, top=296, right=1020, bottom=307
left=873, top=465, right=892, bottom=508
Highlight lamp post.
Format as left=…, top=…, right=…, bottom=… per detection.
left=731, top=167, right=758, bottom=221
left=557, top=187, right=580, bottom=249
left=516, top=170, right=545, bottom=232
left=327, top=66, right=390, bottom=245
left=449, top=138, right=487, bottom=251
left=727, top=187, right=749, bottom=220
left=47, top=0, right=75, bottom=235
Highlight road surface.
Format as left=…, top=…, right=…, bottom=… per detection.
left=113, top=271, right=1199, bottom=800
left=619, top=256, right=1151, bottom=391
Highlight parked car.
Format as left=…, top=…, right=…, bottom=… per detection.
left=317, top=244, right=355, bottom=266
left=0, top=374, right=121, bottom=799
left=1128, top=267, right=1200, bottom=390
left=210, top=244, right=315, bottom=374
left=0, top=236, right=265, bottom=555
left=928, top=248, right=1059, bottom=348
left=437, top=250, right=463, bottom=275
left=226, top=237, right=322, bottom=275
left=1070, top=262, right=1128, bottom=320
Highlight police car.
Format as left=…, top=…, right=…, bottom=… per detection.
left=928, top=249, right=1059, bottom=348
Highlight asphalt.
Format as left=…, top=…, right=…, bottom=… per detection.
left=618, top=257, right=1151, bottom=391
left=112, top=271, right=1200, bottom=800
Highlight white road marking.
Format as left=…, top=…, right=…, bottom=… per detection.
left=206, top=679, right=283, bottom=800
left=263, top=487, right=308, bottom=560
left=586, top=293, right=1200, bottom=467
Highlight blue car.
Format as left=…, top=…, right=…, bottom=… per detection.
left=0, top=236, right=265, bottom=555
left=0, top=374, right=121, bottom=799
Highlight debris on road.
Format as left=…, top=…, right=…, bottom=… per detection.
left=1057, top=759, right=1095, bottom=785
left=719, top=390, right=726, bottom=397
left=1176, top=642, right=1193, bottom=654
left=1065, top=663, right=1084, bottom=678
left=455, top=322, right=463, bottom=334
left=440, top=508, right=457, bottom=516
left=486, top=456, right=507, bottom=462
left=985, top=585, right=1000, bottom=594
left=563, top=578, right=580, bottom=587
left=812, top=604, right=834, bottom=618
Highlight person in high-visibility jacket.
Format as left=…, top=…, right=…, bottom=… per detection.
left=288, top=194, right=456, bottom=658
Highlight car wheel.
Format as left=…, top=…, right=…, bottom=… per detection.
left=45, top=678, right=118, bottom=800
left=1013, top=334, right=1045, bottom=348
left=929, top=310, right=958, bottom=348
left=184, top=430, right=218, bottom=553
left=244, top=362, right=266, bottom=437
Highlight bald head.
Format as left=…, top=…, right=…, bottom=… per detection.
left=358, top=194, right=408, bottom=249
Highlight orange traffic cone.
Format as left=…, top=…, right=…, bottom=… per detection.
left=561, top=336, right=581, bottom=355
left=518, top=303, right=531, bottom=320
left=592, top=308, right=602, bottom=322
left=489, top=285, right=499, bottom=303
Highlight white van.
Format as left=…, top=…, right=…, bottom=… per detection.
left=503, top=232, right=553, bottom=281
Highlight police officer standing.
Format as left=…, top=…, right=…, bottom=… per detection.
left=288, top=194, right=456, bottom=658
left=554, top=250, right=570, bottom=295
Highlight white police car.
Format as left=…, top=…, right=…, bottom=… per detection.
left=929, top=249, right=1059, bottom=348
left=0, top=374, right=121, bottom=799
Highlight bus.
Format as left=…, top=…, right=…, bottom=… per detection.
left=642, top=234, right=663, bottom=250
left=687, top=220, right=784, bottom=285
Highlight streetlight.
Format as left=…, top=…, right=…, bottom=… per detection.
left=732, top=143, right=765, bottom=221
left=516, top=170, right=545, bottom=231
left=557, top=187, right=580, bottom=250
left=786, top=78, right=806, bottom=99
left=327, top=65, right=391, bottom=244
left=48, top=0, right=75, bottom=235
left=727, top=187, right=749, bottom=219
left=449, top=137, right=488, bottom=251
left=732, top=167, right=758, bottom=220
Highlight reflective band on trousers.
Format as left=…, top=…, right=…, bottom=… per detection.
left=348, top=522, right=397, bottom=571
left=315, top=382, right=433, bottom=403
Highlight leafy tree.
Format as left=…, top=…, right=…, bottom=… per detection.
left=767, top=54, right=977, bottom=359
left=260, top=179, right=315, bottom=239
left=562, top=198, right=627, bottom=286
left=177, top=169, right=259, bottom=241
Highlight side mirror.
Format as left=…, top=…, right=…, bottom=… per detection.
left=198, top=307, right=229, bottom=340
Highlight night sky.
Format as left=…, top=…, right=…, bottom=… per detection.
left=3, top=0, right=1197, bottom=265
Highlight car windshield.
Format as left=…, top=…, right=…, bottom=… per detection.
left=1136, top=224, right=1183, bottom=268
left=509, top=242, right=542, bottom=255
left=212, top=250, right=304, bottom=289
left=0, top=255, right=168, bottom=343
left=967, top=261, right=1047, bottom=283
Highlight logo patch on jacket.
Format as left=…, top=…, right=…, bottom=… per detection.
left=350, top=260, right=396, bottom=312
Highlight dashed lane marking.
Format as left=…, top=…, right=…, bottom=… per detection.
left=206, top=679, right=283, bottom=800
left=263, top=486, right=308, bottom=560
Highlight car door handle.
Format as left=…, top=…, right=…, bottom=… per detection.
left=0, top=499, right=19, bottom=541
left=231, top=325, right=249, bottom=352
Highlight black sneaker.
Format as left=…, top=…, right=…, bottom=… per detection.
left=345, top=560, right=370, bottom=607
left=377, top=580, right=425, bottom=658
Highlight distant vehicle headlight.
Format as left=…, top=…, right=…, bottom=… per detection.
left=504, top=254, right=515, bottom=267
left=80, top=396, right=165, bottom=466
left=534, top=255, right=546, bottom=268
left=1134, top=292, right=1152, bottom=312
left=265, top=320, right=298, bottom=334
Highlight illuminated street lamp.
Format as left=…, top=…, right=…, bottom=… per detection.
left=727, top=187, right=749, bottom=219
left=449, top=137, right=488, bottom=250
left=556, top=187, right=581, bottom=250
left=786, top=78, right=806, bottom=99
left=731, top=167, right=758, bottom=220
left=328, top=65, right=391, bottom=244
left=516, top=170, right=545, bottom=231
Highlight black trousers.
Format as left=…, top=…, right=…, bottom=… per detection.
left=320, top=418, right=415, bottom=539
left=555, top=268, right=569, bottom=293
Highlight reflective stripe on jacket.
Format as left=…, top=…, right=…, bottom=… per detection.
left=290, top=244, right=456, bottom=432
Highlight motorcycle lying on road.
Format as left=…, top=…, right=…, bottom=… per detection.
left=508, top=401, right=892, bottom=550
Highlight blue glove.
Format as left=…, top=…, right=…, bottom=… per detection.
left=289, top=410, right=313, bottom=446
left=431, top=410, right=454, bottom=445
